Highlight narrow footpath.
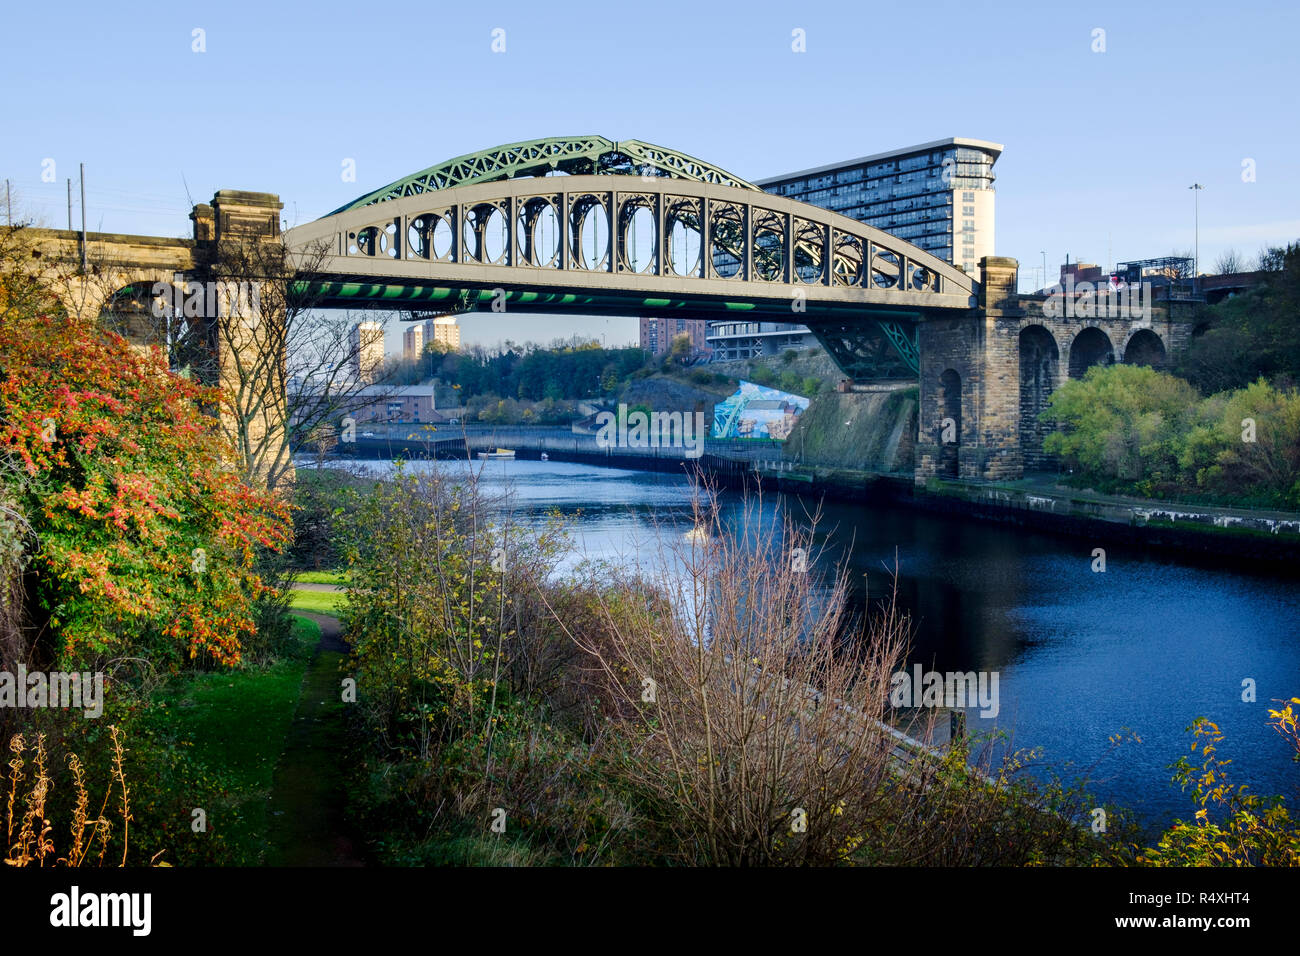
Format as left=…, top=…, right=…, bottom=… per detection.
left=265, top=608, right=367, bottom=866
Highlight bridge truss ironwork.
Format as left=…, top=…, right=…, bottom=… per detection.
left=294, top=138, right=979, bottom=380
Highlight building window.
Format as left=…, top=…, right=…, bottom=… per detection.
left=962, top=191, right=975, bottom=202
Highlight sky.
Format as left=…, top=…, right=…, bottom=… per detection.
left=3, top=0, right=1297, bottom=352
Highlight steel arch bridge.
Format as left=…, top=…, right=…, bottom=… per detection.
left=286, top=136, right=979, bottom=379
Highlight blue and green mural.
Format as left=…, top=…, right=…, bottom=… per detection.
left=711, top=381, right=810, bottom=440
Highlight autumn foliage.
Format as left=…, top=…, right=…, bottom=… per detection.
left=0, top=305, right=291, bottom=668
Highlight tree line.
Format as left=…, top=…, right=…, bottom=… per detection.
left=385, top=338, right=654, bottom=403
left=1043, top=242, right=1300, bottom=507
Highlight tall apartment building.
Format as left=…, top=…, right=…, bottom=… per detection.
left=639, top=316, right=710, bottom=359
left=402, top=323, right=424, bottom=360
left=401, top=315, right=461, bottom=363
left=759, top=137, right=1001, bottom=273
left=349, top=320, right=385, bottom=384
left=421, top=316, right=461, bottom=351
left=707, top=137, right=1003, bottom=362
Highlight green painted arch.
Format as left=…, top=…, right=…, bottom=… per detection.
left=325, top=136, right=761, bottom=216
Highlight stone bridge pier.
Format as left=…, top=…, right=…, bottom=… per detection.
left=15, top=190, right=290, bottom=486
left=915, top=256, right=1193, bottom=484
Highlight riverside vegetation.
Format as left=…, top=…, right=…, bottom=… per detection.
left=1, top=223, right=1298, bottom=866
left=0, top=229, right=305, bottom=865
left=325, top=464, right=1300, bottom=866
left=1042, top=243, right=1300, bottom=509
left=334, top=464, right=1126, bottom=865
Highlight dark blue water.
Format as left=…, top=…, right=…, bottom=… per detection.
left=330, top=456, right=1300, bottom=830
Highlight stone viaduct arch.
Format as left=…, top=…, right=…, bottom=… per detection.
left=916, top=259, right=1195, bottom=483
left=1018, top=324, right=1059, bottom=471
left=1123, top=327, right=1167, bottom=366
left=1067, top=326, right=1114, bottom=379
left=17, top=230, right=197, bottom=328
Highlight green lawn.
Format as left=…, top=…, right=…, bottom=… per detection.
left=143, top=615, right=321, bottom=864
left=292, top=569, right=350, bottom=586
left=288, top=587, right=346, bottom=615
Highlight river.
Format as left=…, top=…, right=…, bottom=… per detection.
left=319, top=455, right=1300, bottom=831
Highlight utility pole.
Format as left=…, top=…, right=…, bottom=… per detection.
left=79, top=163, right=87, bottom=273
left=1189, top=183, right=1204, bottom=292
left=67, top=178, right=72, bottom=230
left=1041, top=250, right=1047, bottom=291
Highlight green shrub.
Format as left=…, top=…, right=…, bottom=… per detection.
left=1139, top=700, right=1300, bottom=866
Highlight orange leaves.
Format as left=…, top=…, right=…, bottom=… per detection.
left=56, top=484, right=105, bottom=520
left=1, top=309, right=291, bottom=668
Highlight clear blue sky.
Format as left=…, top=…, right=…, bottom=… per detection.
left=3, top=0, right=1297, bottom=350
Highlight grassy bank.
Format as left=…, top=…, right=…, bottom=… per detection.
left=789, top=386, right=917, bottom=472
left=132, top=615, right=321, bottom=864
left=293, top=569, right=350, bottom=586
left=289, top=588, right=346, bottom=615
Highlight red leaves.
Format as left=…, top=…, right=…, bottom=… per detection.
left=1, top=310, right=292, bottom=668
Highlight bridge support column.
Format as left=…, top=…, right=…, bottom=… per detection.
left=192, top=191, right=293, bottom=489
left=915, top=256, right=1024, bottom=484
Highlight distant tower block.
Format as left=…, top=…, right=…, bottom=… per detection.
left=403, top=323, right=424, bottom=360
left=423, top=315, right=461, bottom=351
left=350, top=320, right=385, bottom=383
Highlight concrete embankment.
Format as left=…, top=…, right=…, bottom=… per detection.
left=906, top=477, right=1300, bottom=565
left=334, top=417, right=1300, bottom=566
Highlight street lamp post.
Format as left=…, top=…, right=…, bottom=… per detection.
left=1189, top=183, right=1204, bottom=292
